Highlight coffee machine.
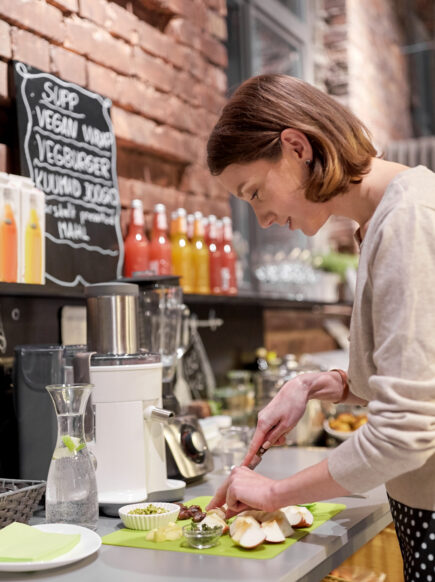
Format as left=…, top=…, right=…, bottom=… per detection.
left=124, top=275, right=214, bottom=482
left=74, top=281, right=186, bottom=515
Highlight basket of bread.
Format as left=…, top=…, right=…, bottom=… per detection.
left=324, top=411, right=368, bottom=441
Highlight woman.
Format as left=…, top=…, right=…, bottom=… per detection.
left=206, top=74, right=435, bottom=581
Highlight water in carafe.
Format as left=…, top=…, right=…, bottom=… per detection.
left=45, top=383, right=98, bottom=531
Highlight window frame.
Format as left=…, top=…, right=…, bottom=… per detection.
left=225, top=0, right=316, bottom=292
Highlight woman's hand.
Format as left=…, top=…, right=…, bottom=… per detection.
left=206, top=459, right=351, bottom=517
left=207, top=467, right=278, bottom=517
left=242, top=373, right=316, bottom=469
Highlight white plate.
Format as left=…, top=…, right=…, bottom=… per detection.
left=0, top=523, right=101, bottom=572
left=323, top=419, right=355, bottom=441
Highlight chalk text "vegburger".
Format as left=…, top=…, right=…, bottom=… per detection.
left=35, top=135, right=111, bottom=179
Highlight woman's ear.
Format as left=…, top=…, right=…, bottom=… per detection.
left=280, top=128, right=312, bottom=162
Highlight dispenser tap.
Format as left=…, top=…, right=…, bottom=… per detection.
left=144, top=406, right=174, bottom=423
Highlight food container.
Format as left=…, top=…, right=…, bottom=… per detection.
left=0, top=478, right=46, bottom=529
left=118, top=502, right=180, bottom=530
left=182, top=523, right=223, bottom=549
left=323, top=405, right=368, bottom=442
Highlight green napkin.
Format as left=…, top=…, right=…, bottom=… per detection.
left=103, top=496, right=346, bottom=560
left=0, top=522, right=81, bottom=562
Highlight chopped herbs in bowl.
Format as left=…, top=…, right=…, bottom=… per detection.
left=182, top=522, right=223, bottom=549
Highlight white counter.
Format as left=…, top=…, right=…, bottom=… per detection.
left=0, top=447, right=392, bottom=582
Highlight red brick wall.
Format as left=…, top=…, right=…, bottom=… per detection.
left=316, top=0, right=412, bottom=149
left=0, top=0, right=231, bottom=234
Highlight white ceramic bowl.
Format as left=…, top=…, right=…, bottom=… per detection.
left=119, top=502, right=180, bottom=530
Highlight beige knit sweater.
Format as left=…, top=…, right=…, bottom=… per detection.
left=328, top=165, right=435, bottom=509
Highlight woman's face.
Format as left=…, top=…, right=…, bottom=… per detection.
left=218, top=155, right=331, bottom=236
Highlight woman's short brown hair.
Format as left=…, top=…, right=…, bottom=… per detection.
left=207, top=74, right=377, bottom=202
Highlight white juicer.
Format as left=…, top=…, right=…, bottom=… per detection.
left=73, top=282, right=185, bottom=515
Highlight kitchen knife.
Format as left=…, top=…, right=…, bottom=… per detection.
left=246, top=444, right=269, bottom=470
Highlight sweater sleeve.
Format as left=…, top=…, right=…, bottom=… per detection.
left=328, top=200, right=435, bottom=494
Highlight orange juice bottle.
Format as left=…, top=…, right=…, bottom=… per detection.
left=207, top=214, right=222, bottom=294
left=191, top=211, right=210, bottom=294
left=221, top=216, right=238, bottom=295
left=171, top=208, right=193, bottom=293
left=24, top=193, right=42, bottom=284
left=0, top=188, right=18, bottom=283
left=186, top=213, right=194, bottom=241
left=149, top=203, right=172, bottom=275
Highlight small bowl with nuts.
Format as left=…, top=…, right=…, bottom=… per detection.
left=119, top=502, right=180, bottom=530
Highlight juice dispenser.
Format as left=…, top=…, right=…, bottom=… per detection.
left=73, top=281, right=186, bottom=515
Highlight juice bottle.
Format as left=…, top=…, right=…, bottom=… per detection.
left=149, top=203, right=172, bottom=275
left=24, top=193, right=42, bottom=284
left=123, top=199, right=149, bottom=277
left=191, top=211, right=210, bottom=294
left=221, top=216, right=237, bottom=295
left=169, top=210, right=178, bottom=241
left=171, top=208, right=193, bottom=293
left=203, top=215, right=210, bottom=245
left=0, top=187, right=18, bottom=283
left=207, top=214, right=222, bottom=294
left=186, top=213, right=194, bottom=241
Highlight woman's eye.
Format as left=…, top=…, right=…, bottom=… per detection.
left=250, top=190, right=259, bottom=201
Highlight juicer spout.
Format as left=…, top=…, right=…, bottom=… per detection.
left=144, top=405, right=174, bottom=423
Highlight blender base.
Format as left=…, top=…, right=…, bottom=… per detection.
left=146, top=478, right=186, bottom=502
left=98, top=479, right=186, bottom=517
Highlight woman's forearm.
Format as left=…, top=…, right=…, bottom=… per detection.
left=271, top=458, right=351, bottom=507
left=299, top=371, right=367, bottom=406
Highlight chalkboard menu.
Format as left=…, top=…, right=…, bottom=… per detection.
left=13, top=61, right=123, bottom=287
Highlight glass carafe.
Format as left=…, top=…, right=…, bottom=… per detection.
left=45, top=384, right=98, bottom=531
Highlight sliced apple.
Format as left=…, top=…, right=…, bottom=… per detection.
left=281, top=505, right=313, bottom=528
left=207, top=507, right=226, bottom=521
left=229, top=515, right=260, bottom=541
left=237, top=525, right=266, bottom=549
left=274, top=512, right=294, bottom=537
left=261, top=519, right=286, bottom=543
left=238, top=509, right=269, bottom=522
left=297, top=506, right=314, bottom=527
left=202, top=513, right=229, bottom=534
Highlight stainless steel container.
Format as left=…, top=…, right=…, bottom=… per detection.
left=85, top=282, right=139, bottom=355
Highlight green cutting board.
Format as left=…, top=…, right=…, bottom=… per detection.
left=102, top=496, right=346, bottom=560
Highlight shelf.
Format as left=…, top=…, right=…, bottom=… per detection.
left=184, top=293, right=352, bottom=314
left=0, top=283, right=352, bottom=314
left=0, top=282, right=84, bottom=299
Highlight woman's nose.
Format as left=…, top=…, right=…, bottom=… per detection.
left=257, top=212, right=275, bottom=229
